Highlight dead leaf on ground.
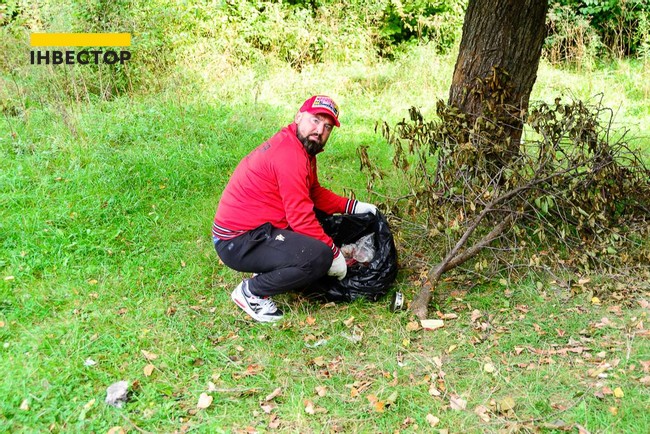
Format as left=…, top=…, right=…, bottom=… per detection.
left=367, top=394, right=386, bottom=412
left=260, top=401, right=276, bottom=414
left=426, top=414, right=440, bottom=427
left=107, top=427, right=126, bottom=434
left=315, top=386, right=327, bottom=397
left=234, top=364, right=264, bottom=379
left=429, top=384, right=442, bottom=396
left=406, top=321, right=420, bottom=331
left=449, top=395, right=467, bottom=411
left=497, top=396, right=516, bottom=413
left=474, top=404, right=491, bottom=422
left=143, top=364, right=155, bottom=377
left=421, top=319, right=444, bottom=330
left=471, top=309, right=482, bottom=322
left=304, top=399, right=327, bottom=414
left=268, top=414, right=281, bottom=429
left=264, top=387, right=282, bottom=402
left=197, top=393, right=213, bottom=409
left=640, top=360, right=650, bottom=373
left=588, top=363, right=612, bottom=378
left=141, top=350, right=158, bottom=361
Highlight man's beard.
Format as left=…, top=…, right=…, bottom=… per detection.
left=297, top=130, right=325, bottom=156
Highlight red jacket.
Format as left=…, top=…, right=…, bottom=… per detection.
left=213, top=123, right=356, bottom=254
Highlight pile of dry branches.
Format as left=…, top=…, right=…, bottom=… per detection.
left=360, top=94, right=650, bottom=319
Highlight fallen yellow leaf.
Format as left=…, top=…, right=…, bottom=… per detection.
left=498, top=396, right=516, bottom=412
left=143, top=364, right=155, bottom=377
left=484, top=363, right=496, bottom=373
left=406, top=321, right=420, bottom=331
left=591, top=296, right=601, bottom=305
left=613, top=387, right=624, bottom=398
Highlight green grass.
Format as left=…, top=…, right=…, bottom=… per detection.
left=2, top=43, right=650, bottom=432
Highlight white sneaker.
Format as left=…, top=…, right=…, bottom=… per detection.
left=231, top=280, right=283, bottom=322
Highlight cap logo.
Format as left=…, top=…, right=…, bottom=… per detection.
left=312, top=96, right=339, bottom=118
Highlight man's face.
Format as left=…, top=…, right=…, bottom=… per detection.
left=295, top=112, right=335, bottom=156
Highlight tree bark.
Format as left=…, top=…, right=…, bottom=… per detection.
left=449, top=0, right=549, bottom=155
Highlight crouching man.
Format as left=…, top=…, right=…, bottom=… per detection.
left=212, top=95, right=376, bottom=322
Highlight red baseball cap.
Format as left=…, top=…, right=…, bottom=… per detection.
left=299, top=95, right=340, bottom=127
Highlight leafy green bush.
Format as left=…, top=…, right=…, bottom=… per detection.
left=376, top=0, right=464, bottom=57
left=547, top=0, right=650, bottom=60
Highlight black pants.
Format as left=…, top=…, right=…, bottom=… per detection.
left=214, top=223, right=332, bottom=297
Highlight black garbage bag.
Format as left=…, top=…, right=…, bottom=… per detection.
left=305, top=211, right=398, bottom=302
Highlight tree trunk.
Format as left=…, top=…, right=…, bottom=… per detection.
left=449, top=0, right=549, bottom=160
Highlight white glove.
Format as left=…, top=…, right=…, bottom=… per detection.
left=327, top=251, right=347, bottom=280
left=354, top=201, right=377, bottom=215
